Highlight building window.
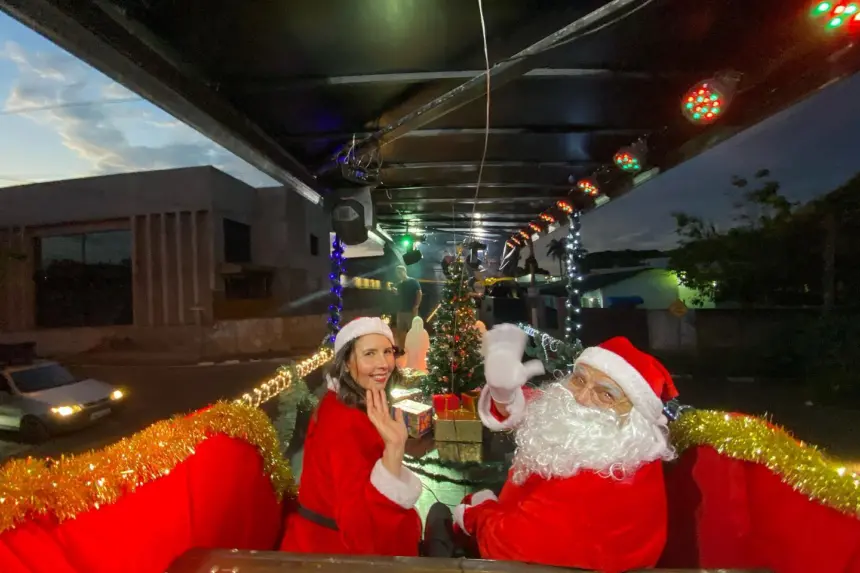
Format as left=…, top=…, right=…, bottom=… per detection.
left=34, top=230, right=133, bottom=328
left=223, top=219, right=251, bottom=263
left=309, top=234, right=319, bottom=256
left=224, top=272, right=272, bottom=300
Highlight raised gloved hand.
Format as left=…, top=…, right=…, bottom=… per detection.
left=482, top=324, right=545, bottom=405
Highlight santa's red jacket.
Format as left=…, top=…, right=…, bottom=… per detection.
left=458, top=386, right=668, bottom=573
left=280, top=390, right=423, bottom=556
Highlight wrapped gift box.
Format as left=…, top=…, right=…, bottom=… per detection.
left=390, top=387, right=422, bottom=404
left=434, top=409, right=483, bottom=443
left=437, top=441, right=483, bottom=463
left=432, top=393, right=461, bottom=412
left=394, top=399, right=433, bottom=439
left=460, top=388, right=481, bottom=413
left=399, top=368, right=427, bottom=389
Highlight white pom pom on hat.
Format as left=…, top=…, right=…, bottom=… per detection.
left=333, top=317, right=396, bottom=355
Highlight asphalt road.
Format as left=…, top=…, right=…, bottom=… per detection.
left=0, top=361, right=289, bottom=462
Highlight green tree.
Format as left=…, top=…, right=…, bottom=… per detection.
left=668, top=169, right=825, bottom=306
left=422, top=258, right=484, bottom=396
left=546, top=239, right=566, bottom=276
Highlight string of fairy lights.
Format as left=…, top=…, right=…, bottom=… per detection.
left=236, top=347, right=333, bottom=408
left=505, top=70, right=743, bottom=254
left=500, top=71, right=745, bottom=339
left=565, top=210, right=583, bottom=343
left=327, top=235, right=345, bottom=345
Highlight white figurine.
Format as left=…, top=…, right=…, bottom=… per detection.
left=403, top=316, right=431, bottom=372
left=474, top=320, right=488, bottom=335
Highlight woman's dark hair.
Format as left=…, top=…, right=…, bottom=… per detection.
left=327, top=338, right=403, bottom=410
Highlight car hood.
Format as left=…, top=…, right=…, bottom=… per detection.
left=24, top=378, right=114, bottom=406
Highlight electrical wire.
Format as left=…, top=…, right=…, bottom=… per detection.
left=449, top=0, right=492, bottom=395
left=493, top=0, right=658, bottom=68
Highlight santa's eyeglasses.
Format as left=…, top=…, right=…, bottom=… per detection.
left=568, top=367, right=630, bottom=409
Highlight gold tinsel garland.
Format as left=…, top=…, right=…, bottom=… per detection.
left=0, top=401, right=295, bottom=534
left=671, top=409, right=860, bottom=518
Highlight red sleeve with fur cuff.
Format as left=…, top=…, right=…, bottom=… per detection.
left=461, top=464, right=667, bottom=573
left=328, top=423, right=423, bottom=555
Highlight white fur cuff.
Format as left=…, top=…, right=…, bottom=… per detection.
left=478, top=385, right=526, bottom=431
left=453, top=504, right=469, bottom=534
left=471, top=489, right=498, bottom=506
left=369, top=459, right=423, bottom=509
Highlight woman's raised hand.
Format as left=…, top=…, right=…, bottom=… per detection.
left=366, top=389, right=408, bottom=475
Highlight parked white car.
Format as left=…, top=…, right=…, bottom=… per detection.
left=0, top=360, right=125, bottom=443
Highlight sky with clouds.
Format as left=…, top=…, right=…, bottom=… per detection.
left=0, top=13, right=278, bottom=190
left=1, top=12, right=860, bottom=254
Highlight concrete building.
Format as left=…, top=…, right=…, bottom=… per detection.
left=0, top=166, right=330, bottom=336
left=579, top=267, right=714, bottom=310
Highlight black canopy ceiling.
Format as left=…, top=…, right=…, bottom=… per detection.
left=2, top=0, right=857, bottom=244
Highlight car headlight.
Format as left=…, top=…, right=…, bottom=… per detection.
left=110, top=389, right=125, bottom=401
left=51, top=405, right=83, bottom=417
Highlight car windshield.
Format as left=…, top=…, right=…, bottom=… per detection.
left=9, top=364, right=77, bottom=393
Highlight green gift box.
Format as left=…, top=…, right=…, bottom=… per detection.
left=437, top=441, right=483, bottom=463
left=434, top=409, right=483, bottom=443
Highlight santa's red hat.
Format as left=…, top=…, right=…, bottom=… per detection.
left=574, top=336, right=678, bottom=425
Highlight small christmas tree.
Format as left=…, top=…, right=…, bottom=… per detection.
left=422, top=257, right=484, bottom=396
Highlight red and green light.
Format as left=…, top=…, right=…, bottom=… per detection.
left=613, top=150, right=642, bottom=173
left=682, top=82, right=724, bottom=125
left=577, top=178, right=599, bottom=196
left=811, top=2, right=860, bottom=29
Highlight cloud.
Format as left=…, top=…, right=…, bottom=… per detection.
left=1, top=40, right=278, bottom=187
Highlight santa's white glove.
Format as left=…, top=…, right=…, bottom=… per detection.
left=482, top=324, right=545, bottom=405
left=453, top=489, right=499, bottom=533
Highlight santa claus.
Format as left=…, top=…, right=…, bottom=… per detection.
left=453, top=324, right=678, bottom=572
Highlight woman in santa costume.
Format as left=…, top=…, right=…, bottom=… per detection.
left=446, top=325, right=679, bottom=573
left=280, top=317, right=423, bottom=556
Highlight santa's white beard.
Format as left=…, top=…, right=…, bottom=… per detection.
left=510, top=383, right=676, bottom=485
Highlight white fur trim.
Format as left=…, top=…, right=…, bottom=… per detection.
left=575, top=346, right=664, bottom=424
left=369, top=459, right=422, bottom=509
left=453, top=504, right=469, bottom=534
left=453, top=493, right=497, bottom=535
left=335, top=317, right=395, bottom=355
left=471, top=489, right=498, bottom=506
left=478, top=385, right=526, bottom=431
left=325, top=374, right=339, bottom=392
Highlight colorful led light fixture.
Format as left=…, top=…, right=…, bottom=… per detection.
left=577, top=178, right=599, bottom=196
left=614, top=150, right=641, bottom=173
left=556, top=200, right=574, bottom=214
left=681, top=72, right=739, bottom=126
left=811, top=2, right=860, bottom=29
